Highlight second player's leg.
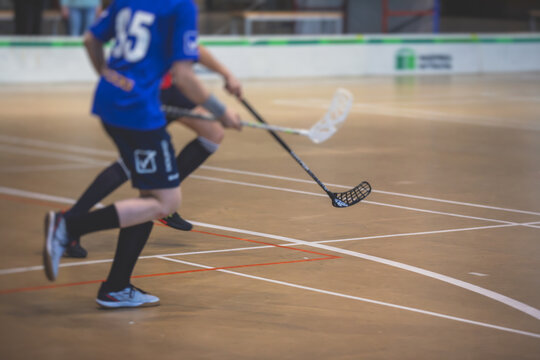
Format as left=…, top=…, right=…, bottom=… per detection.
left=114, top=187, right=182, bottom=228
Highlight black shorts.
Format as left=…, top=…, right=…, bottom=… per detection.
left=160, top=86, right=197, bottom=124
left=103, top=123, right=180, bottom=190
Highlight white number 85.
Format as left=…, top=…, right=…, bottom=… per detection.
left=112, top=8, right=155, bottom=62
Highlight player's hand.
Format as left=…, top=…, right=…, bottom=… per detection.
left=219, top=108, right=242, bottom=131
left=224, top=74, right=243, bottom=99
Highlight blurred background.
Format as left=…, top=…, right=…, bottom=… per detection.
left=1, top=0, right=540, bottom=36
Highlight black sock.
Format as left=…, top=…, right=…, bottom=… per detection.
left=65, top=204, right=120, bottom=238
left=65, top=161, right=129, bottom=218
left=176, top=138, right=213, bottom=183
left=100, top=221, right=154, bottom=293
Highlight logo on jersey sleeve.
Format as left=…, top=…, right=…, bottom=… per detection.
left=184, top=30, right=199, bottom=56
left=134, top=149, right=157, bottom=174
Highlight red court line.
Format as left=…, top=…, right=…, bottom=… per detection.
left=190, top=229, right=337, bottom=257
left=0, top=194, right=341, bottom=295
left=0, top=257, right=337, bottom=295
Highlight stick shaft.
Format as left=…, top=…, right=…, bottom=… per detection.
left=240, top=99, right=333, bottom=196
left=162, top=105, right=309, bottom=137
left=241, top=122, right=309, bottom=136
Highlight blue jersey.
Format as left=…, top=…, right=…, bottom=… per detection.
left=90, top=0, right=199, bottom=130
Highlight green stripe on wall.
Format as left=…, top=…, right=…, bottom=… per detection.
left=0, top=36, right=539, bottom=47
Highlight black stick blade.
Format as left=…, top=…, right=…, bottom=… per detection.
left=331, top=181, right=372, bottom=208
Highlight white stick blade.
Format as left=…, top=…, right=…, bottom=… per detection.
left=326, top=88, right=354, bottom=129
left=308, top=88, right=353, bottom=143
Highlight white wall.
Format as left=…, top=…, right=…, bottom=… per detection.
left=0, top=34, right=539, bottom=83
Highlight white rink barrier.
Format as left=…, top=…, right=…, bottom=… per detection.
left=0, top=34, right=539, bottom=83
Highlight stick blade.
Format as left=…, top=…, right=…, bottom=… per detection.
left=307, top=88, right=354, bottom=144
left=331, top=181, right=371, bottom=208
left=325, top=88, right=354, bottom=129
left=308, top=123, right=337, bottom=144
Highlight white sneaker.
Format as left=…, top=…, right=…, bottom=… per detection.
left=43, top=211, right=69, bottom=281
left=96, top=285, right=160, bottom=309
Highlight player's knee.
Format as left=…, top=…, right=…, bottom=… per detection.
left=147, top=188, right=181, bottom=218
left=210, top=126, right=225, bottom=144
left=158, top=190, right=181, bottom=216
left=200, top=123, right=225, bottom=144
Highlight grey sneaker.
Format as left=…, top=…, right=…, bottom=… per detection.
left=43, top=211, right=69, bottom=281
left=96, top=285, right=160, bottom=309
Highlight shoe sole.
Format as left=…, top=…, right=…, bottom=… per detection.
left=158, top=219, right=193, bottom=231
left=96, top=299, right=160, bottom=309
left=42, top=211, right=55, bottom=281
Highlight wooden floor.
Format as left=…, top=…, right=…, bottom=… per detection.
left=0, top=73, right=539, bottom=359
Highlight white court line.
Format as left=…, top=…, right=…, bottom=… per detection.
left=0, top=186, right=538, bottom=322
left=158, top=256, right=540, bottom=339
left=0, top=186, right=77, bottom=206
left=0, top=187, right=104, bottom=209
left=273, top=98, right=540, bottom=131
left=2, top=168, right=538, bottom=231
left=316, top=224, right=515, bottom=244
left=200, top=166, right=540, bottom=217
left=0, top=144, right=109, bottom=165
left=0, top=163, right=102, bottom=173
left=0, top=134, right=116, bottom=157
left=0, top=222, right=529, bottom=276
left=188, top=220, right=540, bottom=321
left=0, top=245, right=273, bottom=275
left=3, top=134, right=539, bottom=217
left=318, top=222, right=540, bottom=244
left=192, top=175, right=539, bottom=228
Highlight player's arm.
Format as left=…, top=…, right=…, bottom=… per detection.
left=171, top=61, right=241, bottom=130
left=83, top=31, right=106, bottom=75
left=198, top=45, right=242, bottom=99
left=83, top=31, right=134, bottom=91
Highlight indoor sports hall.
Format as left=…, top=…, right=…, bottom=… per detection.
left=1, top=1, right=539, bottom=359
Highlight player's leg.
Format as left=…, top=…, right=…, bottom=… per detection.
left=96, top=221, right=157, bottom=308
left=92, top=126, right=182, bottom=309
left=176, top=110, right=224, bottom=180
left=63, top=159, right=130, bottom=258
left=159, top=86, right=225, bottom=230
left=158, top=114, right=224, bottom=230
left=44, top=124, right=182, bottom=308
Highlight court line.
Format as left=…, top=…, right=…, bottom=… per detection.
left=0, top=144, right=109, bottom=165
left=0, top=188, right=538, bottom=321
left=3, top=171, right=536, bottom=229
left=159, top=257, right=540, bottom=339
left=0, top=134, right=116, bottom=157
left=0, top=230, right=338, bottom=294
left=0, top=245, right=274, bottom=276
left=3, top=134, right=539, bottom=217
left=2, top=222, right=532, bottom=276
left=191, top=175, right=538, bottom=228
left=0, top=187, right=77, bottom=207
left=6, top=255, right=540, bottom=339
left=0, top=226, right=338, bottom=277
left=200, top=166, right=540, bottom=217
left=0, top=255, right=337, bottom=296
left=315, top=224, right=516, bottom=244
left=273, top=98, right=540, bottom=131
left=0, top=163, right=101, bottom=173
left=188, top=220, right=540, bottom=321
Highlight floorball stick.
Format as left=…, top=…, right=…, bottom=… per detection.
left=240, top=95, right=371, bottom=208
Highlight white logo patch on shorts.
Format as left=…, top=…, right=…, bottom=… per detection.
left=134, top=149, right=157, bottom=174
left=161, top=140, right=172, bottom=173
